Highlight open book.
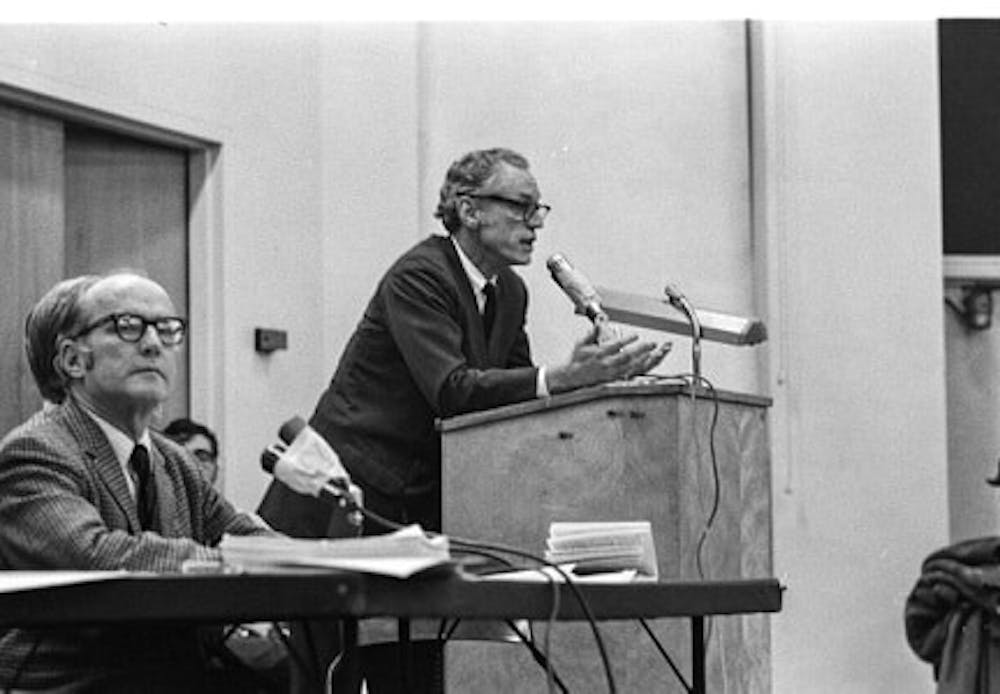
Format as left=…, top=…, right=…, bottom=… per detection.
left=544, top=521, right=658, bottom=579
left=220, top=524, right=451, bottom=579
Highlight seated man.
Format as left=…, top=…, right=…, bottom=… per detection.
left=0, top=271, right=275, bottom=693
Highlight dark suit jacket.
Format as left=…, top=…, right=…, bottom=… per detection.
left=259, top=234, right=539, bottom=537
left=0, top=395, right=272, bottom=691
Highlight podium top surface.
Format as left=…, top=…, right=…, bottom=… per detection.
left=438, top=379, right=772, bottom=433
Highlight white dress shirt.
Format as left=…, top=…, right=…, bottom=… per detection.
left=450, top=236, right=549, bottom=397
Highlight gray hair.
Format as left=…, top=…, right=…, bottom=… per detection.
left=434, top=148, right=530, bottom=234
left=24, top=275, right=102, bottom=402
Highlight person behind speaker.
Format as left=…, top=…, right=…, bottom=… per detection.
left=164, top=416, right=221, bottom=487
left=0, top=271, right=275, bottom=692
left=258, top=147, right=669, bottom=693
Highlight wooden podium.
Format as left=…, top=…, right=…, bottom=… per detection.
left=439, top=380, right=773, bottom=693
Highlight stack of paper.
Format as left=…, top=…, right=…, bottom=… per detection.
left=220, top=524, right=451, bottom=579
left=544, top=521, right=658, bottom=579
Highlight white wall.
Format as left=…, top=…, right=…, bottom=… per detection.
left=753, top=22, right=948, bottom=692
left=318, top=23, right=422, bottom=372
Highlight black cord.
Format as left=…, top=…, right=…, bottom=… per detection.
left=447, top=545, right=562, bottom=694
left=358, top=508, right=616, bottom=693
left=637, top=617, right=691, bottom=693
left=505, top=619, right=571, bottom=694
left=447, top=537, right=615, bottom=694
left=649, top=373, right=722, bottom=581
left=690, top=376, right=721, bottom=581
left=652, top=373, right=722, bottom=651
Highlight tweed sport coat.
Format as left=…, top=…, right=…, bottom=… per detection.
left=0, top=394, right=273, bottom=690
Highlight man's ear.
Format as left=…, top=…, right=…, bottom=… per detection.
left=57, top=338, right=90, bottom=379
left=457, top=198, right=480, bottom=229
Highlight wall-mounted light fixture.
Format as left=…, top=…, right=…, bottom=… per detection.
left=946, top=284, right=999, bottom=330
left=964, top=287, right=994, bottom=330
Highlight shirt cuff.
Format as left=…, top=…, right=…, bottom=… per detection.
left=536, top=366, right=550, bottom=398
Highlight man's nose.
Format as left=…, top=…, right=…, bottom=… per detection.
left=138, top=324, right=164, bottom=353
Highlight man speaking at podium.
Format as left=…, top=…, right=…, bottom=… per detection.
left=259, top=147, right=667, bottom=693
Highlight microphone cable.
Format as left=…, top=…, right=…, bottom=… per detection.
left=651, top=372, right=722, bottom=670
left=433, top=548, right=567, bottom=694
left=358, top=507, right=617, bottom=694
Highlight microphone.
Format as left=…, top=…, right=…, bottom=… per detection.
left=547, top=253, right=619, bottom=343
left=546, top=253, right=606, bottom=321
left=663, top=282, right=702, bottom=381
left=260, top=416, right=362, bottom=524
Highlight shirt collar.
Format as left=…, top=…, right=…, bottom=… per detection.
left=77, top=403, right=152, bottom=467
left=450, top=235, right=496, bottom=296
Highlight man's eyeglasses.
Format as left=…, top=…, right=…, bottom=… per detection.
left=465, top=193, right=551, bottom=224
left=72, top=313, right=187, bottom=346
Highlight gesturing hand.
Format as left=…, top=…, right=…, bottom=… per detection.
left=546, top=326, right=671, bottom=394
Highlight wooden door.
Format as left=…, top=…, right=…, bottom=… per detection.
left=0, top=105, right=65, bottom=437
left=0, top=105, right=189, bottom=437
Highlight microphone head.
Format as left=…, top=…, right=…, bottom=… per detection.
left=546, top=253, right=569, bottom=275
left=278, top=416, right=307, bottom=445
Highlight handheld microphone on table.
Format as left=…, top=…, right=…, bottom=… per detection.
left=546, top=253, right=620, bottom=344
left=260, top=416, right=363, bottom=526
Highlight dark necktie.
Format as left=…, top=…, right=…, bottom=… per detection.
left=482, top=282, right=497, bottom=340
left=128, top=444, right=157, bottom=531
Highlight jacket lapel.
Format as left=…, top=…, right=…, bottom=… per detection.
left=147, top=443, right=178, bottom=536
left=62, top=396, right=143, bottom=533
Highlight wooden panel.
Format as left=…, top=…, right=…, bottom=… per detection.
left=441, top=385, right=772, bottom=693
left=0, top=104, right=64, bottom=436
left=63, top=125, right=189, bottom=425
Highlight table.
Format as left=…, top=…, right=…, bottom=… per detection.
left=0, top=570, right=782, bottom=693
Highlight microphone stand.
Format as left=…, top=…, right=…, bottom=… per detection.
left=664, top=284, right=702, bottom=384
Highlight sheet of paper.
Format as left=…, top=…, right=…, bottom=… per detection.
left=479, top=565, right=639, bottom=584
left=0, top=571, right=126, bottom=594
left=232, top=556, right=450, bottom=580
left=220, top=524, right=452, bottom=579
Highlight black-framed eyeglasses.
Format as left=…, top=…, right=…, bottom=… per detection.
left=72, top=313, right=187, bottom=346
left=465, top=193, right=551, bottom=224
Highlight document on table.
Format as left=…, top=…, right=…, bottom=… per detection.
left=480, top=565, right=640, bottom=583
left=220, top=524, right=452, bottom=579
left=0, top=571, right=126, bottom=594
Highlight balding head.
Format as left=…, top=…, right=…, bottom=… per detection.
left=32, top=272, right=184, bottom=433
